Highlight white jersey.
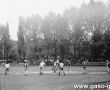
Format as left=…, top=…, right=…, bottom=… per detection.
left=5, top=64, right=10, bottom=69
left=24, top=63, right=28, bottom=67
left=107, top=60, right=109, bottom=66
left=56, top=60, right=59, bottom=64
left=60, top=63, right=64, bottom=68
left=82, top=61, right=87, bottom=65
left=40, top=62, right=45, bottom=67
left=54, top=62, right=57, bottom=66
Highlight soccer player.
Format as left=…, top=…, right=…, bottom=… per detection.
left=39, top=60, right=45, bottom=75
left=82, top=60, right=87, bottom=74
left=106, top=59, right=110, bottom=73
left=5, top=61, right=10, bottom=75
left=58, top=62, right=65, bottom=76
left=24, top=60, right=28, bottom=76
left=65, top=59, right=71, bottom=71
left=52, top=61, right=57, bottom=73
left=56, top=57, right=60, bottom=72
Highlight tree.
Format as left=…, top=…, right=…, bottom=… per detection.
left=53, top=15, right=70, bottom=60
left=91, top=30, right=104, bottom=60
left=41, top=12, right=57, bottom=58
left=0, top=23, right=11, bottom=60
left=8, top=40, right=18, bottom=62
left=70, top=0, right=106, bottom=61
left=88, top=0, right=106, bottom=61
left=104, top=28, right=110, bottom=59
left=17, top=15, right=44, bottom=62
left=17, top=17, right=25, bottom=60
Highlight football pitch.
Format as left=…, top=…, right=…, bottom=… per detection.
left=0, top=66, right=110, bottom=90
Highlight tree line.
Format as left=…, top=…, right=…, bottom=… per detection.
left=0, top=0, right=110, bottom=64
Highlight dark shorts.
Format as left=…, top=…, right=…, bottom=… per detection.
left=108, top=64, right=110, bottom=68
left=40, top=67, right=43, bottom=70
left=24, top=66, right=28, bottom=70
left=6, top=68, right=9, bottom=71
left=59, top=67, right=63, bottom=71
left=83, top=66, right=86, bottom=69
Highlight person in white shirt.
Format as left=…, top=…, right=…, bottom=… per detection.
left=24, top=60, right=28, bottom=76
left=39, top=60, right=45, bottom=75
left=82, top=60, right=87, bottom=74
left=5, top=62, right=10, bottom=75
left=52, top=61, right=57, bottom=73
left=106, top=59, right=110, bottom=73
left=56, top=57, right=60, bottom=71
left=58, top=62, right=65, bottom=76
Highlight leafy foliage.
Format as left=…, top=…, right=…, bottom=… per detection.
left=1, top=0, right=110, bottom=63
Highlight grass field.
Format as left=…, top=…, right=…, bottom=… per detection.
left=0, top=66, right=110, bottom=90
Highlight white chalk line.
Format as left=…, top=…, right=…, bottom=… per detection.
left=0, top=71, right=107, bottom=75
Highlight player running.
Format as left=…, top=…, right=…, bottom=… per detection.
left=82, top=60, right=87, bottom=74
left=106, top=59, right=110, bottom=73
left=24, top=60, right=28, bottom=76
left=39, top=59, right=46, bottom=75
left=56, top=57, right=60, bottom=72
left=5, top=61, right=10, bottom=75
left=52, top=61, right=57, bottom=73
left=58, top=62, right=65, bottom=76
left=65, top=59, right=71, bottom=71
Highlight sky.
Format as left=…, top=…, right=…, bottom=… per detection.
left=0, top=0, right=108, bottom=40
